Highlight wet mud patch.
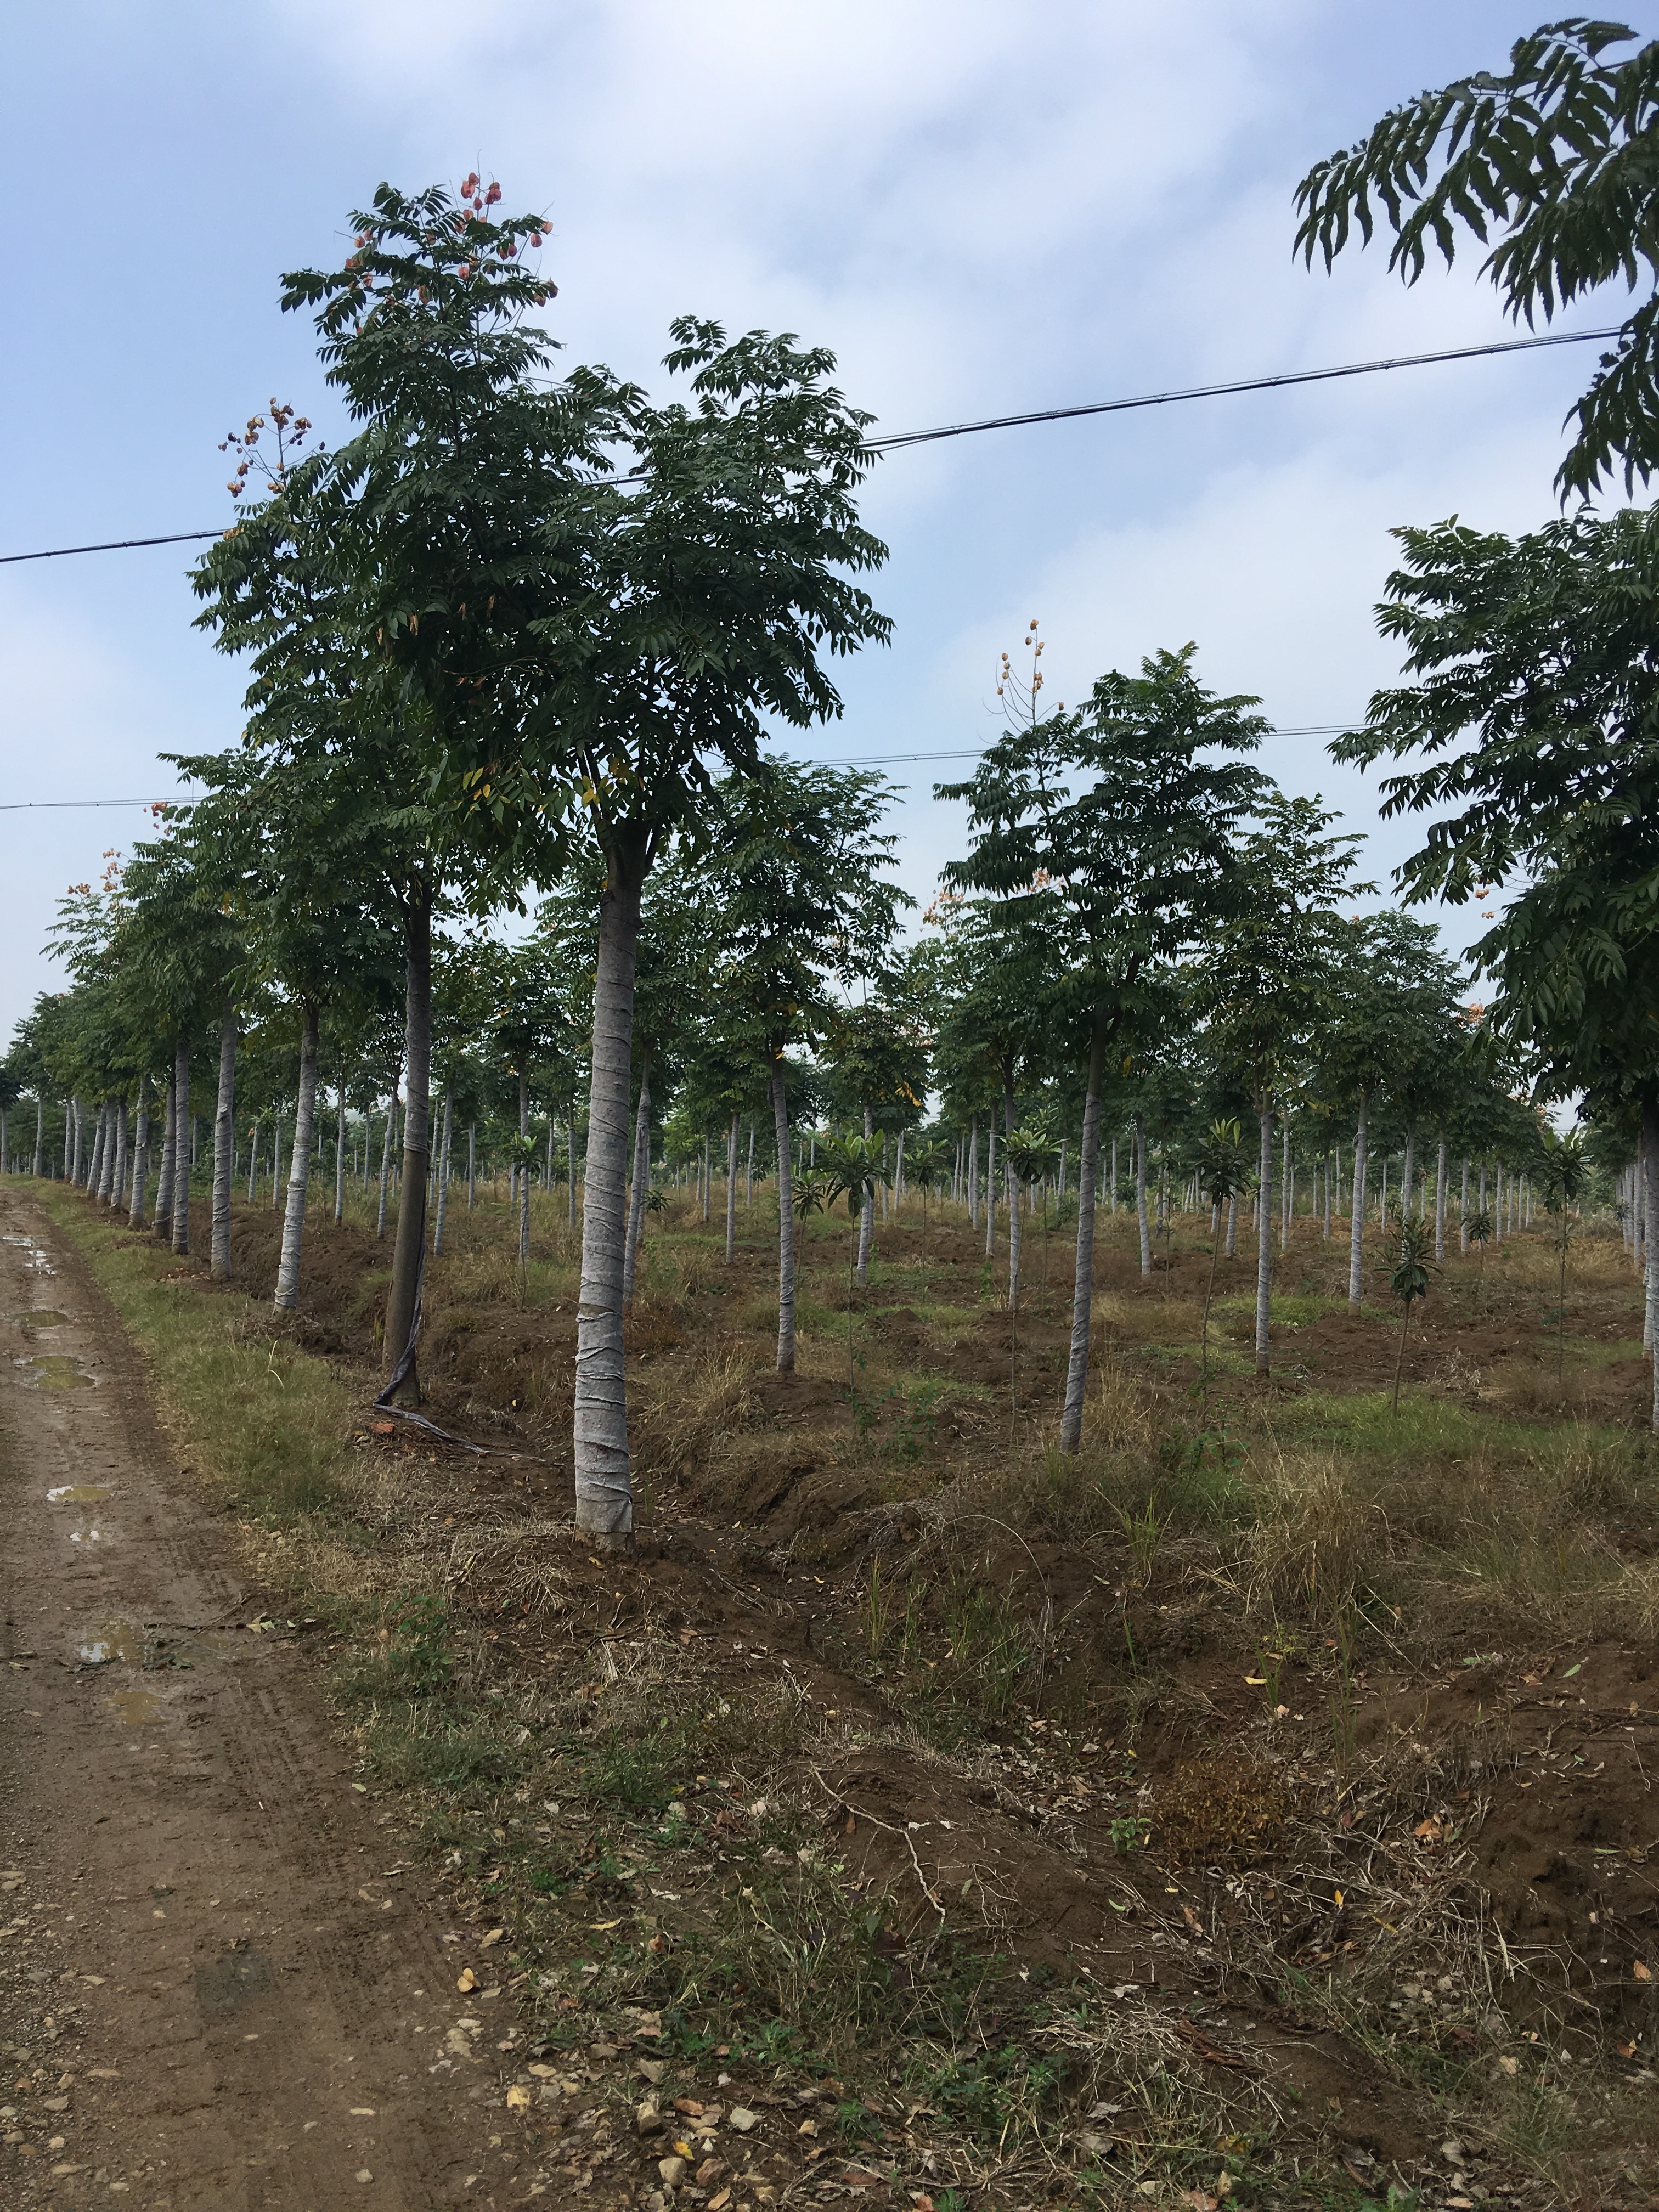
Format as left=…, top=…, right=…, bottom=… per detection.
left=48, top=1482, right=111, bottom=1504
left=108, top=1687, right=164, bottom=1725
left=18, top=1353, right=95, bottom=1389
left=13, top=1309, right=69, bottom=1334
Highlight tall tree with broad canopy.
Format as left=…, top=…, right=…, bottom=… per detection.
left=940, top=642, right=1266, bottom=1448
left=703, top=758, right=909, bottom=1374
left=1189, top=794, right=1367, bottom=1376
left=1295, top=17, right=1659, bottom=499
left=196, top=178, right=613, bottom=1402
left=1333, top=505, right=1659, bottom=1421
left=481, top=324, right=890, bottom=1547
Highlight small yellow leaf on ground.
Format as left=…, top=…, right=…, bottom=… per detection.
left=479, top=1927, right=505, bottom=1949
left=456, top=1967, right=476, bottom=1992
left=1635, top=1960, right=1652, bottom=1981
left=505, top=2085, right=532, bottom=2113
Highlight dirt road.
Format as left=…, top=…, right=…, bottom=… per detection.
left=0, top=1190, right=536, bottom=2210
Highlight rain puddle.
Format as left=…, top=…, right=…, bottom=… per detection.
left=67, top=1527, right=107, bottom=1545
left=48, top=1484, right=111, bottom=1505
left=109, top=1689, right=163, bottom=1725
left=78, top=1620, right=143, bottom=1667
left=14, top=1310, right=69, bottom=1334
left=20, top=1354, right=94, bottom=1390
left=2, top=1235, right=57, bottom=1278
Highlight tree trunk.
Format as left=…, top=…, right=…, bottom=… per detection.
left=69, top=1097, right=84, bottom=1187
left=86, top=1104, right=106, bottom=1199
left=1435, top=1133, right=1447, bottom=1263
left=469, top=1119, right=477, bottom=1213
left=746, top=1122, right=754, bottom=1208
left=1644, top=1097, right=1659, bottom=1429
left=894, top=1127, right=906, bottom=1212
left=335, top=1081, right=347, bottom=1224
left=1060, top=1022, right=1107, bottom=1453
left=1134, top=1113, right=1151, bottom=1278
left=1348, top=1093, right=1368, bottom=1311
left=1005, top=1076, right=1023, bottom=1308
left=385, top=890, right=433, bottom=1400
left=623, top=1048, right=653, bottom=1305
left=1109, top=1133, right=1118, bottom=1216
left=32, top=1096, right=43, bottom=1179
left=1255, top=1102, right=1274, bottom=1375
left=171, top=1040, right=191, bottom=1254
left=145, top=1081, right=172, bottom=1227
left=967, top=1115, right=979, bottom=1230
left=725, top=1112, right=739, bottom=1263
left=433, top=1076, right=454, bottom=1254
left=517, top=1066, right=531, bottom=1264
left=210, top=1003, right=236, bottom=1278
left=128, top=1081, right=150, bottom=1227
left=702, top=1131, right=711, bottom=1223
left=573, top=837, right=647, bottom=1547
left=376, top=1080, right=398, bottom=1239
left=772, top=1060, right=796, bottom=1374
left=110, top=1101, right=128, bottom=1210
left=857, top=1104, right=875, bottom=1285
left=1224, top=1190, right=1237, bottom=1257
left=984, top=1121, right=996, bottom=1257
left=273, top=1003, right=320, bottom=1311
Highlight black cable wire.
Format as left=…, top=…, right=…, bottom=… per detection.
left=0, top=325, right=1622, bottom=567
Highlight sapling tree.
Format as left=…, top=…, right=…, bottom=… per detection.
left=1389, top=1211, right=1436, bottom=1414
left=702, top=758, right=909, bottom=1374
left=941, top=639, right=1265, bottom=1447
left=1540, top=1122, right=1588, bottom=1390
left=1196, top=1116, right=1249, bottom=1387
left=1190, top=794, right=1365, bottom=1378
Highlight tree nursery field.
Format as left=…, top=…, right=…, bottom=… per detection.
left=6, top=1167, right=1654, bottom=2212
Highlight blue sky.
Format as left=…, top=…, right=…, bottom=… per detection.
left=4, top=1, right=1654, bottom=1042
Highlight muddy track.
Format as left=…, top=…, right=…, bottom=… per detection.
left=0, top=1190, right=533, bottom=2210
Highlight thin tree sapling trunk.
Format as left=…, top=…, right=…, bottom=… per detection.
left=1435, top=1133, right=1447, bottom=1262
left=1005, top=1076, right=1022, bottom=1309
left=725, top=1111, right=738, bottom=1263
left=384, top=889, right=433, bottom=1400
left=1255, top=1102, right=1273, bottom=1376
left=153, top=1077, right=176, bottom=1235
left=1134, top=1113, right=1151, bottom=1278
left=211, top=1003, right=236, bottom=1279
left=433, top=1075, right=453, bottom=1254
left=857, top=1104, right=875, bottom=1285
left=335, top=1081, right=347, bottom=1224
left=1644, top=1096, right=1659, bottom=1430
left=1348, top=1092, right=1368, bottom=1311
left=110, top=1102, right=127, bottom=1210
left=574, top=837, right=646, bottom=1547
left=622, top=1048, right=653, bottom=1305
left=376, top=1079, right=398, bottom=1239
left=171, top=1040, right=191, bottom=1255
left=984, top=1121, right=996, bottom=1258
left=469, top=1119, right=477, bottom=1212
left=274, top=1003, right=320, bottom=1312
left=771, top=1060, right=796, bottom=1374
left=1059, top=1021, right=1106, bottom=1453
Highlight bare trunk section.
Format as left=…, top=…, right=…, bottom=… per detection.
left=211, top=1003, right=236, bottom=1279
left=967, top=1115, right=979, bottom=1231
left=1435, top=1132, right=1447, bottom=1263
left=1059, top=1023, right=1106, bottom=1453
left=384, top=893, right=433, bottom=1401
left=273, top=1004, right=320, bottom=1312
left=171, top=1040, right=191, bottom=1255
left=335, top=1082, right=347, bottom=1225
left=622, top=1049, right=653, bottom=1306
left=1255, top=1103, right=1274, bottom=1374
left=110, top=1099, right=128, bottom=1213
left=152, top=1076, right=176, bottom=1236
left=1004, top=1076, right=1022, bottom=1308
left=517, top=1068, right=531, bottom=1264
left=725, top=1113, right=738, bottom=1263
left=857, top=1104, right=875, bottom=1285
left=1645, top=1096, right=1659, bottom=1431
left=574, top=838, right=646, bottom=1547
left=376, top=1081, right=398, bottom=1238
left=1134, top=1113, right=1151, bottom=1277
left=772, top=1061, right=796, bottom=1374
left=1348, top=1093, right=1369, bottom=1311
left=433, top=1076, right=454, bottom=1254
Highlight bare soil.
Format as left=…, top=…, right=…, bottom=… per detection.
left=0, top=1190, right=550, bottom=2209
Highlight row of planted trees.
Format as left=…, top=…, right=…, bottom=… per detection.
left=12, top=133, right=1659, bottom=1540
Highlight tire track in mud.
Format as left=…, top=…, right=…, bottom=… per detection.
left=0, top=1192, right=537, bottom=2210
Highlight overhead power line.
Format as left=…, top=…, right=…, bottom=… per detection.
left=0, top=325, right=1621, bottom=567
